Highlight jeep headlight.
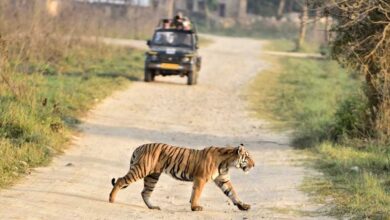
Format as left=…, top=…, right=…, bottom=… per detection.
left=150, top=55, right=158, bottom=61
left=182, top=57, right=191, bottom=63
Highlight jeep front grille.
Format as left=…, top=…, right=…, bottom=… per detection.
left=159, top=55, right=181, bottom=63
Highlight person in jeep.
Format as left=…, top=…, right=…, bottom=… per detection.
left=171, top=12, right=192, bottom=30
left=172, top=12, right=184, bottom=28
left=162, top=19, right=172, bottom=29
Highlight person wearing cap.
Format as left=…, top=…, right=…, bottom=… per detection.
left=172, top=12, right=192, bottom=31
left=172, top=12, right=184, bottom=29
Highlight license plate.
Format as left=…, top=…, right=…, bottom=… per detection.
left=160, top=63, right=180, bottom=70
left=166, top=48, right=176, bottom=54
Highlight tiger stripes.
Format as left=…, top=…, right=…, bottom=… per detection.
left=109, top=143, right=255, bottom=211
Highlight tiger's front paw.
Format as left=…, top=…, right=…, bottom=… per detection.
left=236, top=202, right=250, bottom=211
left=191, top=205, right=203, bottom=211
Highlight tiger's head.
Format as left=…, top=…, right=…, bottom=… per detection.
left=234, top=144, right=255, bottom=173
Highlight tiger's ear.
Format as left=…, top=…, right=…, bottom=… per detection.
left=237, top=144, right=245, bottom=155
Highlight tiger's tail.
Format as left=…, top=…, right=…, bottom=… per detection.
left=111, top=177, right=128, bottom=189
left=109, top=177, right=127, bottom=203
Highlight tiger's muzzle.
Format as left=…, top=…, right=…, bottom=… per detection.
left=237, top=157, right=255, bottom=173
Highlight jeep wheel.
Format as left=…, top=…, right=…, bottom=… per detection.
left=196, top=57, right=202, bottom=71
left=144, top=68, right=153, bottom=82
left=194, top=71, right=198, bottom=84
left=187, top=71, right=197, bottom=85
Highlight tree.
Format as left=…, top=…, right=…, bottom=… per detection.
left=247, top=0, right=279, bottom=17
left=323, top=9, right=330, bottom=43
left=315, top=0, right=390, bottom=139
left=277, top=0, right=286, bottom=20
left=167, top=0, right=175, bottom=18
left=311, top=8, right=321, bottom=41
left=296, top=0, right=308, bottom=50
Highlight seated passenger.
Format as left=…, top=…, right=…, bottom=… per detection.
left=182, top=17, right=192, bottom=31
left=172, top=12, right=184, bottom=29
left=162, top=19, right=171, bottom=29
left=171, top=12, right=192, bottom=30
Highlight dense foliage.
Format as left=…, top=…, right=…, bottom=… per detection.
left=317, top=0, right=390, bottom=141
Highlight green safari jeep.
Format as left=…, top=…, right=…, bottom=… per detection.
left=144, top=29, right=201, bottom=85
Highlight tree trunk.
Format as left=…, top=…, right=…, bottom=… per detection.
left=134, top=6, right=139, bottom=39
left=287, top=0, right=293, bottom=13
left=312, top=9, right=321, bottom=42
left=167, top=0, right=175, bottom=18
left=277, top=0, right=286, bottom=20
left=324, top=14, right=331, bottom=43
left=205, top=2, right=210, bottom=29
left=297, top=0, right=308, bottom=51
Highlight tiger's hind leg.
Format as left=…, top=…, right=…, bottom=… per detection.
left=109, top=164, right=147, bottom=203
left=141, top=173, right=161, bottom=210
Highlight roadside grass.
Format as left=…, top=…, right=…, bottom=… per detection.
left=302, top=143, right=390, bottom=219
left=197, top=20, right=299, bottom=40
left=198, top=36, right=214, bottom=47
left=249, top=40, right=390, bottom=219
left=249, top=57, right=357, bottom=134
left=264, top=39, right=296, bottom=52
left=198, top=20, right=323, bottom=54
left=264, top=39, right=321, bottom=54
left=0, top=44, right=143, bottom=188
left=247, top=57, right=285, bottom=127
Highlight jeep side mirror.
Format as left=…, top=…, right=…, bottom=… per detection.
left=147, top=40, right=151, bottom=46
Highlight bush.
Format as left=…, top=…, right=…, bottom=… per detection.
left=331, top=93, right=371, bottom=141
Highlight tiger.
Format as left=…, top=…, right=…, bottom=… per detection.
left=109, top=143, right=255, bottom=211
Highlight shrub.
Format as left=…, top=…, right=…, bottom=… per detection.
left=331, top=93, right=371, bottom=141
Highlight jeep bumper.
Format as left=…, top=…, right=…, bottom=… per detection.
left=146, top=62, right=195, bottom=72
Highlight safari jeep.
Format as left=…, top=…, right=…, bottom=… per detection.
left=144, top=29, right=201, bottom=85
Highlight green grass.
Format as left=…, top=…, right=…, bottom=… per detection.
left=264, top=39, right=323, bottom=54
left=0, top=44, right=143, bottom=187
left=249, top=40, right=390, bottom=219
left=264, top=39, right=296, bottom=52
left=303, top=143, right=390, bottom=219
left=249, top=57, right=358, bottom=138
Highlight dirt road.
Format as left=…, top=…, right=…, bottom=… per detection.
left=0, top=35, right=328, bottom=219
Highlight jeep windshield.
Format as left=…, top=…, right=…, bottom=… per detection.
left=151, top=30, right=193, bottom=48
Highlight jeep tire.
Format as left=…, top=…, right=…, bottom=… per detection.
left=187, top=71, right=198, bottom=85
left=144, top=68, right=153, bottom=82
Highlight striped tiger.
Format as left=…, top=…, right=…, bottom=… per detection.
left=109, top=143, right=255, bottom=211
